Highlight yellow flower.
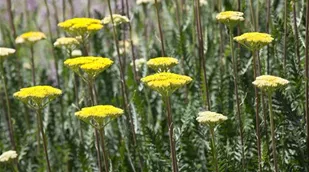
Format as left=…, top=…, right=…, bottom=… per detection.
left=147, top=57, right=179, bottom=72
left=102, top=14, right=130, bottom=26
left=75, top=105, right=124, bottom=127
left=141, top=72, right=192, bottom=96
left=64, top=56, right=113, bottom=80
left=54, top=37, right=79, bottom=49
left=0, top=150, right=18, bottom=162
left=14, top=85, right=62, bottom=107
left=58, top=18, right=103, bottom=36
left=216, top=11, right=244, bottom=26
left=234, top=32, right=274, bottom=51
left=0, top=47, right=15, bottom=60
left=196, top=111, right=228, bottom=125
left=252, top=75, right=289, bottom=92
left=15, top=31, right=46, bottom=44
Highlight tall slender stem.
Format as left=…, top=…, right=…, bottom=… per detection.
left=229, top=27, right=246, bottom=170
left=283, top=0, right=288, bottom=69
left=106, top=0, right=137, bottom=147
left=30, top=45, right=36, bottom=85
left=165, top=96, right=178, bottom=172
left=99, top=128, right=109, bottom=172
left=195, top=0, right=211, bottom=110
left=305, top=0, right=309, bottom=167
left=292, top=1, right=301, bottom=66
left=0, top=62, right=16, bottom=150
left=154, top=0, right=166, bottom=56
left=267, top=93, right=278, bottom=172
left=94, top=130, right=103, bottom=172
left=249, top=0, right=257, bottom=31
left=37, top=108, right=51, bottom=172
left=209, top=126, right=218, bottom=172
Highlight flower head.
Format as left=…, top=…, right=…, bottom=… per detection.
left=14, top=85, right=62, bottom=107
left=54, top=37, right=79, bottom=50
left=71, top=50, right=82, bottom=57
left=102, top=14, right=130, bottom=26
left=64, top=56, right=113, bottom=80
left=0, top=150, right=18, bottom=162
left=136, top=0, right=161, bottom=5
left=58, top=18, right=103, bottom=37
left=252, top=75, right=289, bottom=92
left=0, top=47, right=15, bottom=61
left=15, top=31, right=46, bottom=44
left=196, top=111, right=227, bottom=126
left=234, top=32, right=274, bottom=51
left=141, top=72, right=192, bottom=96
left=216, top=11, right=244, bottom=26
left=131, top=58, right=146, bottom=71
left=147, top=57, right=179, bottom=72
left=75, top=105, right=124, bottom=128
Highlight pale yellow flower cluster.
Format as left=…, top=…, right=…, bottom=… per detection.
left=136, top=0, right=161, bottom=5
left=196, top=111, right=228, bottom=125
left=58, top=18, right=103, bottom=36
left=75, top=105, right=124, bottom=127
left=252, top=75, right=289, bottom=92
left=102, top=14, right=130, bottom=26
left=141, top=72, right=192, bottom=96
left=54, top=37, right=79, bottom=50
left=15, top=31, right=46, bottom=44
left=64, top=56, right=113, bottom=80
left=0, top=150, right=18, bottom=162
left=147, top=57, right=179, bottom=72
left=0, top=47, right=15, bottom=60
left=216, top=11, right=244, bottom=26
left=234, top=32, right=274, bottom=50
left=14, top=85, right=62, bottom=106
left=131, top=58, right=146, bottom=71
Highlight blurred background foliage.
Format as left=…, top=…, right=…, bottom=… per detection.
left=0, top=0, right=308, bottom=171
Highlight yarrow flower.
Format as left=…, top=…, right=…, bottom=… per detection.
left=252, top=75, right=289, bottom=92
left=14, top=85, right=62, bottom=107
left=64, top=56, right=113, bottom=80
left=75, top=105, right=124, bottom=128
left=58, top=18, right=103, bottom=37
left=196, top=111, right=228, bottom=125
left=15, top=31, right=46, bottom=44
left=216, top=11, right=244, bottom=26
left=0, top=150, right=18, bottom=162
left=147, top=57, right=179, bottom=72
left=54, top=37, right=79, bottom=50
left=131, top=58, right=146, bottom=71
left=102, top=14, right=130, bottom=26
left=0, top=47, right=15, bottom=60
left=141, top=72, right=192, bottom=96
left=234, top=32, right=274, bottom=51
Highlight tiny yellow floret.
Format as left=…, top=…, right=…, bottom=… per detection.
left=147, top=57, right=179, bottom=72
left=216, top=11, right=244, bottom=26
left=15, top=31, right=46, bottom=44
left=234, top=32, right=274, bottom=51
left=141, top=72, right=192, bottom=96
left=196, top=111, right=228, bottom=125
left=252, top=75, right=289, bottom=92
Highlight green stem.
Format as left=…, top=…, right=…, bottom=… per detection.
left=99, top=128, right=109, bottom=172
left=154, top=0, right=166, bottom=56
left=0, top=62, right=16, bottom=150
left=209, top=126, right=218, bottom=172
left=94, top=129, right=103, bottom=172
left=30, top=45, right=36, bottom=85
left=165, top=96, right=178, bottom=172
left=267, top=92, right=278, bottom=172
left=37, top=108, right=51, bottom=172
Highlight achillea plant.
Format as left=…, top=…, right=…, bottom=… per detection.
left=216, top=11, right=244, bottom=27
left=197, top=111, right=227, bottom=172
left=253, top=75, right=289, bottom=172
left=101, top=14, right=130, bottom=25
left=15, top=31, right=46, bottom=86
left=0, top=150, right=18, bottom=171
left=141, top=71, right=192, bottom=172
left=54, top=37, right=80, bottom=55
left=75, top=105, right=124, bottom=172
left=0, top=47, right=16, bottom=151
left=14, top=86, right=62, bottom=172
left=147, top=57, right=179, bottom=72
